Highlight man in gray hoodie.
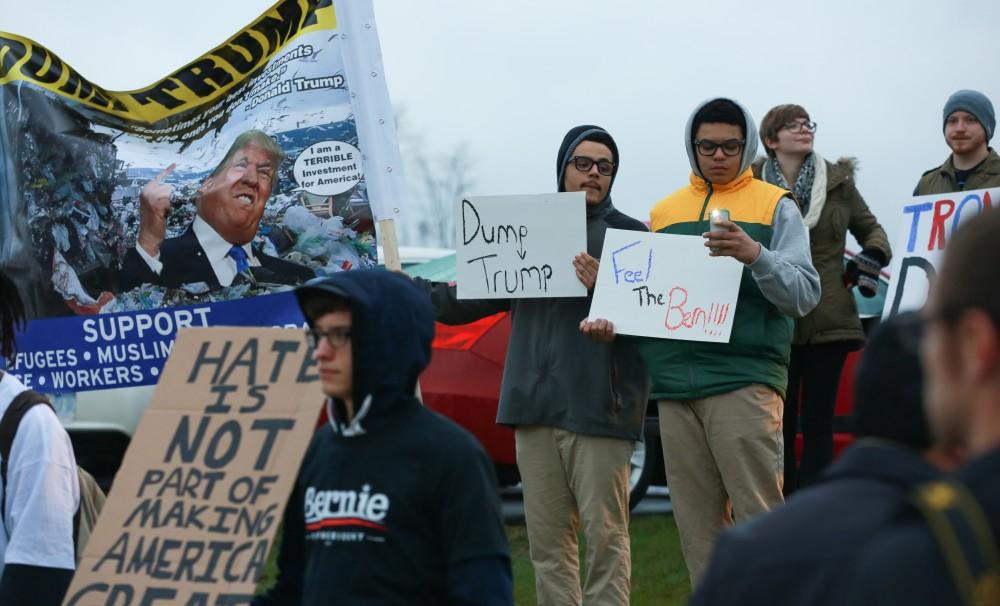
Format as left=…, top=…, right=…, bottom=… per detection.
left=641, top=98, right=820, bottom=586
left=419, top=125, right=649, bottom=605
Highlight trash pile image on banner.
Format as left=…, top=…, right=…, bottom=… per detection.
left=0, top=0, right=388, bottom=392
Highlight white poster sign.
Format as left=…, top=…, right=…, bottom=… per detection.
left=588, top=229, right=744, bottom=342
left=455, top=193, right=587, bottom=299
left=883, top=187, right=997, bottom=318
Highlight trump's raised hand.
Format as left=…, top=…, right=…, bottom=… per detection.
left=137, top=163, right=176, bottom=256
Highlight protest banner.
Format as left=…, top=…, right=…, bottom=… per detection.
left=455, top=193, right=587, bottom=299
left=62, top=327, right=322, bottom=605
left=0, top=0, right=406, bottom=393
left=588, top=229, right=743, bottom=342
left=882, top=186, right=996, bottom=318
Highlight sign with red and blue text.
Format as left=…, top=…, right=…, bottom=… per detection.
left=882, top=187, right=996, bottom=318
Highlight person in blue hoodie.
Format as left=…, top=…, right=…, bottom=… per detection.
left=254, top=269, right=512, bottom=605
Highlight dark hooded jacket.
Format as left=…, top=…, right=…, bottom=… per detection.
left=842, top=447, right=1000, bottom=605
left=419, top=126, right=650, bottom=440
left=255, top=270, right=511, bottom=606
left=691, top=441, right=941, bottom=606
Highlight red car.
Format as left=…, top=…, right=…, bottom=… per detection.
left=409, top=252, right=890, bottom=508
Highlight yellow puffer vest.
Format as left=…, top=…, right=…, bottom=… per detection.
left=651, top=168, right=786, bottom=233
left=640, top=168, right=794, bottom=400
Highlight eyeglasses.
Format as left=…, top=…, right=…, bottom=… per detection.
left=569, top=156, right=615, bottom=176
left=782, top=121, right=818, bottom=134
left=306, top=327, right=352, bottom=349
left=693, top=139, right=745, bottom=157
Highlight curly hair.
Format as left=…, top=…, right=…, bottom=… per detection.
left=0, top=270, right=25, bottom=361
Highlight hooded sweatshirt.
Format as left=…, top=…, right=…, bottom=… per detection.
left=255, top=270, right=511, bottom=606
left=420, top=126, right=650, bottom=441
left=641, top=99, right=820, bottom=400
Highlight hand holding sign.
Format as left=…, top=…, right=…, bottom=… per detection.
left=579, top=318, right=615, bottom=342
left=455, top=193, right=587, bottom=299
left=702, top=218, right=761, bottom=265
left=137, top=163, right=177, bottom=257
left=589, top=229, right=743, bottom=342
left=573, top=252, right=599, bottom=290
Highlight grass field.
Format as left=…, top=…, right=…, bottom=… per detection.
left=260, top=514, right=691, bottom=604
left=508, top=515, right=691, bottom=605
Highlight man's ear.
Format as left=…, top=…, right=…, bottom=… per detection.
left=959, top=310, right=1000, bottom=382
left=198, top=176, right=214, bottom=195
left=764, top=136, right=779, bottom=152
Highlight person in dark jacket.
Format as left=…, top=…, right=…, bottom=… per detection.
left=845, top=208, right=1000, bottom=605
left=254, top=269, right=512, bottom=606
left=752, top=104, right=892, bottom=492
left=420, top=125, right=649, bottom=605
left=914, top=89, right=1000, bottom=195
left=689, top=312, right=962, bottom=606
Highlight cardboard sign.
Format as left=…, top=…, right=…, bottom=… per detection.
left=455, top=193, right=587, bottom=299
left=63, top=327, right=322, bottom=605
left=883, top=187, right=996, bottom=318
left=588, top=229, right=744, bottom=342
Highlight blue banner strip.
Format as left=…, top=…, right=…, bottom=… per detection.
left=4, top=293, right=306, bottom=393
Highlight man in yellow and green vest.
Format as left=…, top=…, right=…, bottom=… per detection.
left=640, top=97, right=820, bottom=586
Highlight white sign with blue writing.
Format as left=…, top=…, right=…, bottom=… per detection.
left=455, top=193, right=587, bottom=299
left=588, top=229, right=744, bottom=342
left=882, top=186, right=998, bottom=318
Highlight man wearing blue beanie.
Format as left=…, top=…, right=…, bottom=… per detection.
left=915, top=89, right=1000, bottom=195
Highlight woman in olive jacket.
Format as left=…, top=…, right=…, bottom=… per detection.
left=752, top=104, right=892, bottom=493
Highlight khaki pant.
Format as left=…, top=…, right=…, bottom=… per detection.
left=515, top=426, right=634, bottom=606
left=658, top=384, right=784, bottom=587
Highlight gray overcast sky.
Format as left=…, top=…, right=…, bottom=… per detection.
left=4, top=0, right=999, bottom=246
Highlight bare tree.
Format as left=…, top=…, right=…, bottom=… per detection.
left=395, top=108, right=476, bottom=249
left=414, top=144, right=474, bottom=248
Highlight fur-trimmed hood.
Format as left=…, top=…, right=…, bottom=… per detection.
left=825, top=156, right=858, bottom=191
left=751, top=152, right=892, bottom=347
left=752, top=154, right=861, bottom=229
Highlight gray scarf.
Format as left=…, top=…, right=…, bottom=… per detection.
left=766, top=153, right=816, bottom=213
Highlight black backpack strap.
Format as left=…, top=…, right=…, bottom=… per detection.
left=0, top=390, right=54, bottom=536
left=73, top=504, right=80, bottom=561
left=911, top=480, right=1000, bottom=606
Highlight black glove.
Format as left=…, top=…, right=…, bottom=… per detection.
left=844, top=249, right=886, bottom=298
